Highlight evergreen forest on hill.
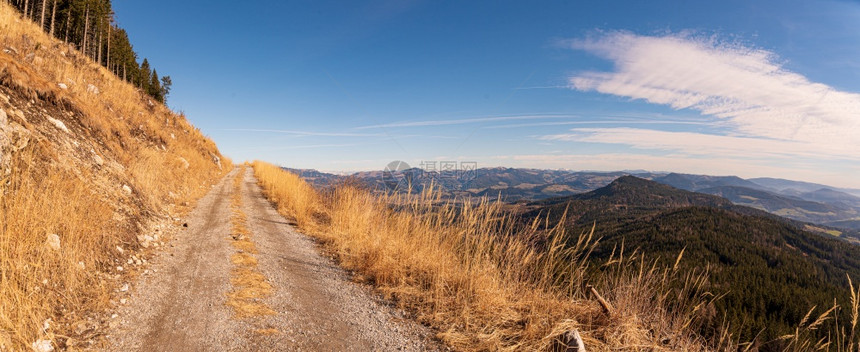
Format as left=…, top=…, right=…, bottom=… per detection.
left=522, top=176, right=860, bottom=349
left=8, top=0, right=171, bottom=102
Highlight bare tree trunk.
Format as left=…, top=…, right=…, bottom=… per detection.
left=106, top=23, right=111, bottom=68
left=97, top=23, right=103, bottom=65
left=63, top=8, right=70, bottom=43
left=82, top=4, right=89, bottom=58
left=49, top=0, right=56, bottom=37
left=23, top=0, right=28, bottom=20
left=39, top=0, right=46, bottom=29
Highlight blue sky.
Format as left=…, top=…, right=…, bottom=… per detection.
left=113, top=0, right=860, bottom=187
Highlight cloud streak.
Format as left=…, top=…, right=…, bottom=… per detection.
left=541, top=128, right=856, bottom=160
left=355, top=114, right=580, bottom=129
left=566, top=32, right=860, bottom=151
left=224, top=128, right=384, bottom=137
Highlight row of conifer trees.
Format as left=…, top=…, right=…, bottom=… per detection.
left=7, top=0, right=171, bottom=102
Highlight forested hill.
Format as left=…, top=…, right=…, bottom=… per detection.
left=7, top=0, right=171, bottom=102
left=522, top=176, right=860, bottom=349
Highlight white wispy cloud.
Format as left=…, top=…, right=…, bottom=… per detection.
left=541, top=128, right=856, bottom=160
left=566, top=32, right=860, bottom=150
left=355, top=114, right=580, bottom=129
left=224, top=128, right=384, bottom=137
left=240, top=143, right=368, bottom=153
left=488, top=119, right=714, bottom=129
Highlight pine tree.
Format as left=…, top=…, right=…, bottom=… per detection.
left=160, top=76, right=172, bottom=103
left=139, top=58, right=151, bottom=91
left=149, top=69, right=163, bottom=102
left=9, top=0, right=172, bottom=103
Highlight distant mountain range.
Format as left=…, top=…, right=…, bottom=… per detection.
left=520, top=176, right=860, bottom=347
left=282, top=167, right=860, bottom=232
left=653, top=173, right=860, bottom=229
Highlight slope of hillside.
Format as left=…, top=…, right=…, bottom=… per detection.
left=0, top=4, right=228, bottom=349
left=801, top=188, right=860, bottom=208
left=654, top=172, right=768, bottom=192
left=523, top=177, right=860, bottom=348
left=698, top=185, right=859, bottom=222
left=653, top=173, right=860, bottom=228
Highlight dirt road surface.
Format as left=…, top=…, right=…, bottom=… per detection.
left=104, top=168, right=438, bottom=351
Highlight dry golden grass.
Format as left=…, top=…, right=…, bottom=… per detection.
left=0, top=152, right=115, bottom=349
left=252, top=161, right=723, bottom=351
left=225, top=167, right=275, bottom=319
left=252, top=160, right=860, bottom=351
left=0, top=2, right=229, bottom=349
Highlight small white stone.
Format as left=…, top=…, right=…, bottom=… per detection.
left=77, top=261, right=85, bottom=270
left=120, top=298, right=127, bottom=304
left=122, top=184, right=132, bottom=194
left=57, top=83, right=67, bottom=90
left=46, top=117, right=69, bottom=133
left=31, top=339, right=53, bottom=352
left=116, top=246, right=124, bottom=254
left=45, top=234, right=60, bottom=251
left=116, top=266, right=123, bottom=272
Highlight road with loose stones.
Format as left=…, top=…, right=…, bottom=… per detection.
left=104, top=168, right=439, bottom=351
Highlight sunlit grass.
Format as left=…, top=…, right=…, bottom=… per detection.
left=252, top=161, right=721, bottom=351
left=0, top=2, right=228, bottom=349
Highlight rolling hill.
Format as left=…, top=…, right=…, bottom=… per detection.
left=521, top=176, right=860, bottom=348
left=654, top=173, right=860, bottom=230
left=697, top=185, right=860, bottom=223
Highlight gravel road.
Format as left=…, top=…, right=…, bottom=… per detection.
left=104, top=168, right=439, bottom=351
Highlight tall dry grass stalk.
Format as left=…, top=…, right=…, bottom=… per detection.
left=252, top=161, right=721, bottom=351
left=776, top=275, right=860, bottom=352
left=0, top=2, right=229, bottom=349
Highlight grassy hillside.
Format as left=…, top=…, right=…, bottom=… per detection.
left=523, top=176, right=860, bottom=349
left=253, top=161, right=727, bottom=351
left=0, top=3, right=229, bottom=349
